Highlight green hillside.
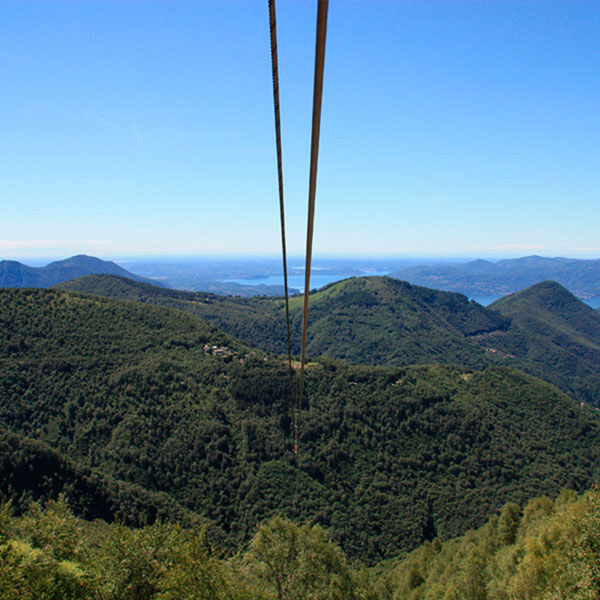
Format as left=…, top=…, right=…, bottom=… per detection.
left=389, top=487, right=600, bottom=599
left=484, top=281, right=600, bottom=403
left=2, top=288, right=600, bottom=562
left=286, top=276, right=508, bottom=366
left=56, top=272, right=284, bottom=352
left=58, top=274, right=600, bottom=404
left=58, top=274, right=508, bottom=368
left=0, top=429, right=198, bottom=527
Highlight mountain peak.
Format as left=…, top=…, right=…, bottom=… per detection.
left=0, top=255, right=162, bottom=288
left=490, top=280, right=576, bottom=309
left=489, top=279, right=600, bottom=352
left=48, top=254, right=112, bottom=267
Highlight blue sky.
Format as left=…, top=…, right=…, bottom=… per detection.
left=1, top=0, right=599, bottom=260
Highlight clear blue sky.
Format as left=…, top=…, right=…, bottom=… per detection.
left=1, top=0, right=599, bottom=260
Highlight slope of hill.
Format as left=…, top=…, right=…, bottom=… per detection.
left=58, top=274, right=600, bottom=404
left=0, top=428, right=199, bottom=527
left=288, top=276, right=509, bottom=365
left=2, top=287, right=600, bottom=562
left=483, top=281, right=600, bottom=403
left=390, top=255, right=600, bottom=301
left=389, top=487, right=600, bottom=599
left=58, top=274, right=509, bottom=369
left=0, top=255, right=161, bottom=288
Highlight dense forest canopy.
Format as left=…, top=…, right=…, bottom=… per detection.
left=58, top=275, right=507, bottom=366
left=59, top=274, right=600, bottom=404
left=2, top=287, right=600, bottom=563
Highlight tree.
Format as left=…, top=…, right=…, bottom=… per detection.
left=496, top=502, right=520, bottom=547
left=18, top=497, right=82, bottom=561
left=246, top=516, right=357, bottom=600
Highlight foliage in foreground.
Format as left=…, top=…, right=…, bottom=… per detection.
left=1, top=488, right=600, bottom=599
left=0, top=498, right=383, bottom=600
left=390, top=487, right=600, bottom=599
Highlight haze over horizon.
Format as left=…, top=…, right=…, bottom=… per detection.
left=6, top=252, right=600, bottom=272
left=2, top=1, right=599, bottom=259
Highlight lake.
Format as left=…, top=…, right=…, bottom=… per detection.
left=224, top=272, right=388, bottom=293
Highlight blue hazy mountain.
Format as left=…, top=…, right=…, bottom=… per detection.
left=390, top=255, right=600, bottom=303
left=0, top=255, right=162, bottom=288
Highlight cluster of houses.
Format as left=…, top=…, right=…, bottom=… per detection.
left=203, top=344, right=240, bottom=361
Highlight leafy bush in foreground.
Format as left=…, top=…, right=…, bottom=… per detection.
left=2, top=489, right=600, bottom=599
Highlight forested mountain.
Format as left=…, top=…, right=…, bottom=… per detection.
left=59, top=273, right=600, bottom=404
left=389, top=255, right=600, bottom=302
left=0, top=429, right=198, bottom=527
left=2, top=287, right=600, bottom=562
left=481, top=281, right=600, bottom=403
left=0, top=255, right=161, bottom=288
left=58, top=274, right=508, bottom=368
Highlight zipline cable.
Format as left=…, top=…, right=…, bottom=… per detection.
left=298, top=0, right=329, bottom=454
left=268, top=0, right=296, bottom=452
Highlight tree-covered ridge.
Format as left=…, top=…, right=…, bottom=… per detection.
left=57, top=273, right=292, bottom=353
left=0, top=429, right=200, bottom=528
left=483, top=280, right=600, bottom=403
left=2, top=488, right=600, bottom=599
left=490, top=280, right=600, bottom=339
left=58, top=274, right=509, bottom=368
left=2, top=287, right=600, bottom=561
left=286, top=276, right=509, bottom=366
left=59, top=274, right=600, bottom=404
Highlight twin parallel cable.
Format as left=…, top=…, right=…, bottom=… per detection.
left=268, top=0, right=329, bottom=456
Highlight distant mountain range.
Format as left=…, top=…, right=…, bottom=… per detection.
left=0, top=255, right=162, bottom=288
left=6, top=253, right=600, bottom=302
left=390, top=255, right=600, bottom=302
left=59, top=273, right=600, bottom=405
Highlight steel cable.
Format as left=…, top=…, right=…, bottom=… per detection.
left=268, top=0, right=296, bottom=453
left=298, top=0, right=329, bottom=454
